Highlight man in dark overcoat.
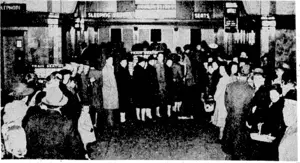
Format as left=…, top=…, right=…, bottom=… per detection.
left=222, top=76, right=254, bottom=160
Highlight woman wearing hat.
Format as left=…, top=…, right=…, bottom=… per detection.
left=23, top=87, right=86, bottom=159
left=171, top=54, right=184, bottom=115
left=133, top=56, right=155, bottom=121
left=249, top=84, right=285, bottom=160
left=102, top=54, right=119, bottom=128
left=116, top=55, right=132, bottom=123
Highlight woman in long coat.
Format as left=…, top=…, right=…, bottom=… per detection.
left=102, top=55, right=119, bottom=127
left=171, top=54, right=184, bottom=114
left=116, top=55, right=132, bottom=123
left=133, top=57, right=156, bottom=121
left=211, top=63, right=231, bottom=140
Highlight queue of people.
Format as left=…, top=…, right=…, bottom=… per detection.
left=0, top=40, right=297, bottom=161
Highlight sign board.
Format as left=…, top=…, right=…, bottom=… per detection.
left=135, top=4, right=176, bottom=10
left=130, top=51, right=162, bottom=55
left=224, top=17, right=238, bottom=33
left=0, top=3, right=26, bottom=11
left=87, top=12, right=135, bottom=19
left=33, top=64, right=63, bottom=79
left=194, top=13, right=211, bottom=19
left=261, top=16, right=276, bottom=27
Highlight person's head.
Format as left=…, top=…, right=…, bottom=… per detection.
left=148, top=55, right=156, bottom=66
left=281, top=71, right=296, bottom=95
left=212, top=61, right=219, bottom=71
left=77, top=64, right=84, bottom=74
left=22, top=73, right=38, bottom=89
left=240, top=51, right=248, bottom=59
left=157, top=53, right=164, bottom=63
left=175, top=46, right=182, bottom=54
left=41, top=87, right=68, bottom=109
left=106, top=56, right=113, bottom=66
left=253, top=68, right=265, bottom=88
left=8, top=82, right=34, bottom=102
left=269, top=84, right=282, bottom=103
left=67, top=77, right=77, bottom=90
left=183, top=44, right=191, bottom=54
left=83, top=64, right=90, bottom=75
left=138, top=57, right=146, bottom=67
left=219, top=63, right=230, bottom=77
left=82, top=105, right=90, bottom=113
left=166, top=57, right=173, bottom=67
left=233, top=57, right=239, bottom=63
left=229, top=62, right=239, bottom=76
left=196, top=44, right=201, bottom=51
left=45, top=72, right=61, bottom=89
left=275, top=66, right=285, bottom=78
left=59, top=69, right=72, bottom=85
left=120, top=58, right=128, bottom=68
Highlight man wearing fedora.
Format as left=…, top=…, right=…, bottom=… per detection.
left=23, top=87, right=85, bottom=159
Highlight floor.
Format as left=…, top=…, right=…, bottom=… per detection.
left=88, top=118, right=227, bottom=160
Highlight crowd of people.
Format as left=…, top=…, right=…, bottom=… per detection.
left=0, top=40, right=297, bottom=161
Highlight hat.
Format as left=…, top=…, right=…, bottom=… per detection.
left=137, top=56, right=146, bottom=63
left=253, top=68, right=264, bottom=76
left=119, top=54, right=128, bottom=61
left=241, top=64, right=251, bottom=76
left=209, top=43, right=218, bottom=49
left=88, top=69, right=102, bottom=80
left=42, top=87, right=68, bottom=107
left=9, top=83, right=34, bottom=97
left=148, top=55, right=156, bottom=61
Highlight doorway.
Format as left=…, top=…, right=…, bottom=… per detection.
left=1, top=30, right=25, bottom=91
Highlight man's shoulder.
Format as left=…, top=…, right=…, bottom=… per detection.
left=226, top=81, right=254, bottom=91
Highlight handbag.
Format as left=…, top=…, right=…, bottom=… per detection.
left=204, top=95, right=215, bottom=112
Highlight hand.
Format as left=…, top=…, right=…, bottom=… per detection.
left=257, top=123, right=264, bottom=134
left=246, top=121, right=252, bottom=129
left=252, top=106, right=257, bottom=113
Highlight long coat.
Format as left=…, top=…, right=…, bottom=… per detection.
left=102, top=65, right=119, bottom=110
left=24, top=108, right=85, bottom=159
left=88, top=69, right=103, bottom=112
left=222, top=80, right=254, bottom=160
left=155, top=62, right=167, bottom=105
left=116, top=66, right=132, bottom=111
left=212, top=76, right=231, bottom=128
left=133, top=64, right=158, bottom=108
left=172, top=63, right=184, bottom=101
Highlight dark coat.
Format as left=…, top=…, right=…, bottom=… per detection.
left=172, top=63, right=184, bottom=101
left=165, top=65, right=174, bottom=105
left=133, top=65, right=158, bottom=108
left=78, top=73, right=90, bottom=105
left=247, top=85, right=271, bottom=132
left=222, top=80, right=254, bottom=160
left=24, top=107, right=85, bottom=159
left=116, top=66, right=132, bottom=111
left=60, top=84, right=81, bottom=122
left=88, top=70, right=103, bottom=112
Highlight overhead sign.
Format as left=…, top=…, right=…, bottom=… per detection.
left=262, top=16, right=276, bottom=27
left=131, top=51, right=162, bottom=55
left=87, top=12, right=134, bottom=19
left=135, top=4, right=176, bottom=10
left=0, top=3, right=26, bottom=11
left=194, top=13, right=211, bottom=19
left=224, top=17, right=238, bottom=33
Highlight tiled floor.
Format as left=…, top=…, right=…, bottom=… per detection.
left=89, top=119, right=227, bottom=160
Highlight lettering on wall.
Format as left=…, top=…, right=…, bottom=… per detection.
left=0, top=4, right=26, bottom=11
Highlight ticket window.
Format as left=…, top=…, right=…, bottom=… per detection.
left=191, top=29, right=201, bottom=46
left=151, top=29, right=161, bottom=43
left=111, top=28, right=122, bottom=43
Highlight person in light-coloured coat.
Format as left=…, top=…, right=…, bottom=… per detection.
left=102, top=56, right=119, bottom=127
